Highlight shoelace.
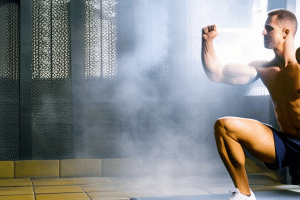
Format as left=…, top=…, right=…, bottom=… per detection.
left=229, top=189, right=241, bottom=200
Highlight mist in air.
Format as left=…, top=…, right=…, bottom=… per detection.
left=83, top=0, right=276, bottom=178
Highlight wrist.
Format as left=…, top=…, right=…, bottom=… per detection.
left=202, top=37, right=213, bottom=44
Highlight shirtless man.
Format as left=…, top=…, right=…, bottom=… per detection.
left=202, top=9, right=300, bottom=200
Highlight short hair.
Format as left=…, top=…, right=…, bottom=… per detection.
left=268, top=9, right=298, bottom=36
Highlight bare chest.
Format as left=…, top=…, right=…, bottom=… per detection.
left=258, top=67, right=300, bottom=134
left=259, top=67, right=299, bottom=101
left=258, top=67, right=282, bottom=99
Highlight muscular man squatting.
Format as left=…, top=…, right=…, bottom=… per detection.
left=202, top=9, right=300, bottom=200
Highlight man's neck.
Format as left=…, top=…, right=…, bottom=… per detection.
left=272, top=54, right=286, bottom=68
left=273, top=49, right=297, bottom=68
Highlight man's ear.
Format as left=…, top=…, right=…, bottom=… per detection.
left=283, top=28, right=290, bottom=39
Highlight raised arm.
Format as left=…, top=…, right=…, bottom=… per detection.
left=282, top=31, right=300, bottom=100
left=201, top=25, right=258, bottom=85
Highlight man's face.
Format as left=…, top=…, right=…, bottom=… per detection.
left=262, top=15, right=284, bottom=49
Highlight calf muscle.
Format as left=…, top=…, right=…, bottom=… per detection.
left=214, top=117, right=276, bottom=195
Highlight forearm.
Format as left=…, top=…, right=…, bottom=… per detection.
left=284, top=62, right=300, bottom=99
left=201, top=39, right=224, bottom=82
left=282, top=36, right=300, bottom=99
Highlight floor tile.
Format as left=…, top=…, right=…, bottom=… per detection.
left=69, top=177, right=91, bottom=185
left=35, top=193, right=90, bottom=200
left=32, top=178, right=76, bottom=186
left=87, top=191, right=128, bottom=199
left=82, top=185, right=119, bottom=192
left=118, top=185, right=159, bottom=191
left=203, top=186, right=237, bottom=194
left=158, top=188, right=210, bottom=196
left=0, top=186, right=34, bottom=195
left=0, top=195, right=35, bottom=200
left=203, top=184, right=284, bottom=194
left=0, top=179, right=32, bottom=187
left=34, top=185, right=84, bottom=194
left=71, top=177, right=121, bottom=186
left=121, top=189, right=165, bottom=197
left=165, top=176, right=233, bottom=188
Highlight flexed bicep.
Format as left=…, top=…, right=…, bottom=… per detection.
left=282, top=62, right=300, bottom=100
left=219, top=63, right=259, bottom=85
left=201, top=24, right=260, bottom=85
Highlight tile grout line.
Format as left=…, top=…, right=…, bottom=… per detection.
left=118, top=187, right=131, bottom=199
left=80, top=185, right=92, bottom=200
left=29, top=178, right=91, bottom=199
left=30, top=178, right=37, bottom=200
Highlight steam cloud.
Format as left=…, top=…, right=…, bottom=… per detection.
left=82, top=0, right=271, bottom=180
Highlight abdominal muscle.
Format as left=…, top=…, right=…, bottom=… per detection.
left=273, top=99, right=300, bottom=139
left=259, top=65, right=300, bottom=139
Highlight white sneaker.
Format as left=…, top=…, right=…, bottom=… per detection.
left=228, top=188, right=256, bottom=200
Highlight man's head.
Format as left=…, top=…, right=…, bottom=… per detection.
left=268, top=9, right=298, bottom=36
left=263, top=9, right=298, bottom=49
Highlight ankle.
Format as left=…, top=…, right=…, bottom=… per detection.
left=238, top=189, right=251, bottom=196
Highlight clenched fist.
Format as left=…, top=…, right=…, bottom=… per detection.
left=202, top=24, right=219, bottom=41
left=296, top=47, right=300, bottom=64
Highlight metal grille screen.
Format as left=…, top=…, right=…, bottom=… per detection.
left=0, top=0, right=20, bottom=160
left=84, top=0, right=117, bottom=79
left=31, top=0, right=72, bottom=159
left=82, top=0, right=118, bottom=158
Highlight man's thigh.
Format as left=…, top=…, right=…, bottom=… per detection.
left=217, top=117, right=276, bottom=163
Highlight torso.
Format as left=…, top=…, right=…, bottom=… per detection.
left=257, top=60, right=300, bottom=139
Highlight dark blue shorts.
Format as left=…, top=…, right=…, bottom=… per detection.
left=264, top=125, right=300, bottom=171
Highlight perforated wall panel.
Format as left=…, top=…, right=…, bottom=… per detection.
left=83, top=0, right=118, bottom=158
left=0, top=0, right=20, bottom=160
left=31, top=0, right=72, bottom=159
left=84, top=0, right=117, bottom=79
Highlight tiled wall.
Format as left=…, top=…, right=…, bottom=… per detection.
left=0, top=159, right=143, bottom=179
left=0, top=158, right=271, bottom=179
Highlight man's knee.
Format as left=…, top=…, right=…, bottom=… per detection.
left=214, top=118, right=227, bottom=140
left=214, top=117, right=229, bottom=132
left=214, top=117, right=238, bottom=139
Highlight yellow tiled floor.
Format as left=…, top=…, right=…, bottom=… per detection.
left=32, top=178, right=76, bottom=186
left=0, top=195, right=35, bottom=200
left=0, top=174, right=299, bottom=200
left=0, top=186, right=34, bottom=195
left=0, top=178, right=32, bottom=187
left=34, top=185, right=84, bottom=194
left=35, top=193, right=90, bottom=200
